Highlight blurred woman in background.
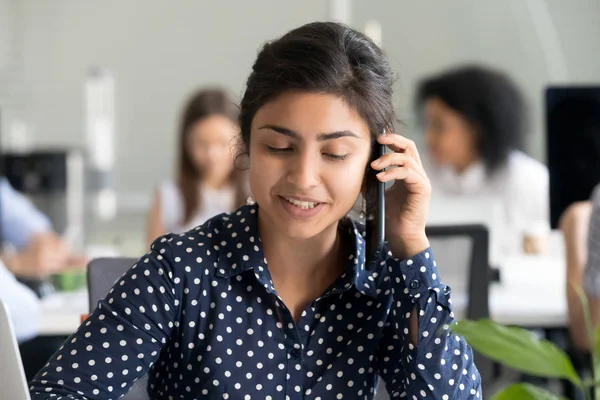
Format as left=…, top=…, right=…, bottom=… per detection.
left=146, top=88, right=248, bottom=246
left=415, top=65, right=549, bottom=255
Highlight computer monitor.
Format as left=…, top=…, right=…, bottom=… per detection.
left=546, top=86, right=600, bottom=229
left=1, top=151, right=69, bottom=194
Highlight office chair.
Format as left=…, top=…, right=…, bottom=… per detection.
left=87, top=257, right=149, bottom=400
left=425, top=224, right=491, bottom=320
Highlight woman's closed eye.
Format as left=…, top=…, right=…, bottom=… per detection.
left=266, top=145, right=349, bottom=161
left=325, top=153, right=349, bottom=161
left=266, top=145, right=292, bottom=153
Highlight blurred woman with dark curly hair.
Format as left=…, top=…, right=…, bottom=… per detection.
left=415, top=65, right=549, bottom=255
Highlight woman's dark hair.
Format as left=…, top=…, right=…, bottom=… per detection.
left=238, top=21, right=397, bottom=229
left=239, top=22, right=397, bottom=148
left=415, top=65, right=527, bottom=174
left=177, top=88, right=247, bottom=225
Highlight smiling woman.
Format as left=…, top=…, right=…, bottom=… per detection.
left=248, top=93, right=371, bottom=239
left=30, top=22, right=481, bottom=400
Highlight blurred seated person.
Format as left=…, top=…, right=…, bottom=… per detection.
left=0, top=177, right=86, bottom=380
left=415, top=65, right=549, bottom=255
left=146, top=88, right=248, bottom=247
left=561, top=184, right=600, bottom=351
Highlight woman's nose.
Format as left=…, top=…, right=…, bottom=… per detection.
left=286, top=153, right=321, bottom=189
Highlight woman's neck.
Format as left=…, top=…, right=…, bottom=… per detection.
left=200, top=176, right=230, bottom=190
left=453, top=152, right=480, bottom=175
left=258, top=217, right=345, bottom=287
left=257, top=212, right=349, bottom=321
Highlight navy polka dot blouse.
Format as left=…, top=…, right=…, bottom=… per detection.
left=30, top=204, right=481, bottom=399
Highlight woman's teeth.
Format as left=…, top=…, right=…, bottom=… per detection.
left=284, top=197, right=318, bottom=209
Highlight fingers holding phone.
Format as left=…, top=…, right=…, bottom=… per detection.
left=370, top=132, right=431, bottom=259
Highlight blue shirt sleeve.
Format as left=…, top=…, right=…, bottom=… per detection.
left=0, top=260, right=40, bottom=342
left=375, top=248, right=482, bottom=399
left=0, top=178, right=52, bottom=250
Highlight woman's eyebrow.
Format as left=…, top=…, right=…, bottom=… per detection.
left=258, top=124, right=360, bottom=141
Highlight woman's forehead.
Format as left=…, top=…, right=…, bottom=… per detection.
left=251, top=92, right=371, bottom=141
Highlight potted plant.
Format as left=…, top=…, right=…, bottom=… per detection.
left=452, top=288, right=597, bottom=400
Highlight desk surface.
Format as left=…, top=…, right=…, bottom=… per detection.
left=39, top=255, right=568, bottom=336
left=453, top=255, right=567, bottom=327
left=39, top=289, right=88, bottom=336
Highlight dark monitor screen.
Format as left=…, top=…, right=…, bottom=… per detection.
left=546, top=86, right=600, bottom=229
left=1, top=151, right=68, bottom=194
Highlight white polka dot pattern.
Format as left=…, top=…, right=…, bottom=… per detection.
left=29, top=204, right=481, bottom=399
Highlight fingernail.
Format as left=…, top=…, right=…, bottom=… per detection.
left=376, top=171, right=385, bottom=178
left=371, top=159, right=380, bottom=167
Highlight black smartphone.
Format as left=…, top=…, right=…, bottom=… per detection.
left=365, top=142, right=387, bottom=263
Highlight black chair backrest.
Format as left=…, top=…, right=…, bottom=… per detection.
left=86, top=257, right=138, bottom=312
left=86, top=257, right=149, bottom=400
left=426, top=224, right=490, bottom=320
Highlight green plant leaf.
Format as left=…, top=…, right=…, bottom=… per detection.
left=451, top=319, right=581, bottom=387
left=490, top=383, right=566, bottom=400
left=593, top=323, right=600, bottom=400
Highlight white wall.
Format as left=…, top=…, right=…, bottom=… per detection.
left=0, top=0, right=25, bottom=137
left=352, top=0, right=600, bottom=159
left=16, top=0, right=329, bottom=207
left=0, top=1, right=11, bottom=72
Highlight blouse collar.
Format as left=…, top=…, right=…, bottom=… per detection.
left=211, top=204, right=383, bottom=299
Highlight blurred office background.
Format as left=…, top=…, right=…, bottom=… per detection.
left=1, top=1, right=599, bottom=246
left=1, top=0, right=600, bottom=397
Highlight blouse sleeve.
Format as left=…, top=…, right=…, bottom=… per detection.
left=29, top=236, right=180, bottom=399
left=375, top=248, right=482, bottom=399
